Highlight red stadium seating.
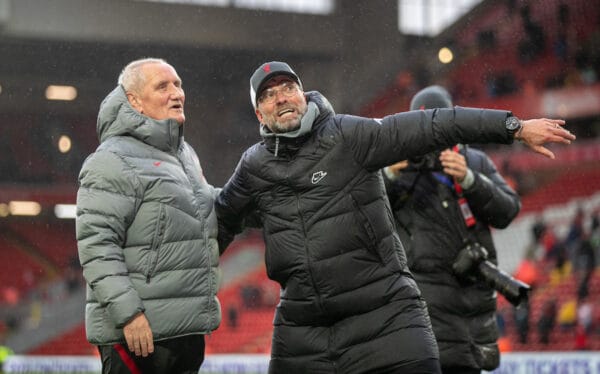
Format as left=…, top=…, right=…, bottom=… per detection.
left=500, top=264, right=600, bottom=352
left=7, top=220, right=78, bottom=270
left=206, top=265, right=278, bottom=354
left=0, top=234, right=51, bottom=304
left=520, top=163, right=600, bottom=213
left=360, top=0, right=600, bottom=119
left=28, top=324, right=96, bottom=356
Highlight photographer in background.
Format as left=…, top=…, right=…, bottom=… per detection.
left=384, top=85, right=522, bottom=374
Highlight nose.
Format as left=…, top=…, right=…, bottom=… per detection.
left=274, top=89, right=288, bottom=103
left=169, top=85, right=184, bottom=100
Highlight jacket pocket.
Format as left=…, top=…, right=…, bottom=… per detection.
left=350, top=196, right=384, bottom=264
left=145, top=204, right=166, bottom=283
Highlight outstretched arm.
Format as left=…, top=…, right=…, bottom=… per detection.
left=515, top=118, right=574, bottom=159
left=344, top=108, right=575, bottom=172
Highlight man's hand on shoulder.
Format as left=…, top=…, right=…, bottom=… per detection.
left=516, top=118, right=575, bottom=159
left=123, top=312, right=154, bottom=357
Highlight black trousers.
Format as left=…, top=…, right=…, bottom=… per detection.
left=98, top=335, right=205, bottom=374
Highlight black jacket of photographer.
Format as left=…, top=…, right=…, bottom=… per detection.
left=216, top=91, right=516, bottom=373
left=385, top=144, right=520, bottom=371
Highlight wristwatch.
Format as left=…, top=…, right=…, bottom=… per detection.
left=505, top=116, right=522, bottom=139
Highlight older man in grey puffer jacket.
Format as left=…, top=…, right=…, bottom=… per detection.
left=76, top=58, right=221, bottom=374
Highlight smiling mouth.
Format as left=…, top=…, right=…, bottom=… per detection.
left=277, top=108, right=294, bottom=117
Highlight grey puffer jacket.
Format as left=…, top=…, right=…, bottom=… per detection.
left=216, top=91, right=514, bottom=373
left=76, top=85, right=221, bottom=345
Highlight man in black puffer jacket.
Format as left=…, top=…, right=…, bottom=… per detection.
left=216, top=61, right=574, bottom=374
left=384, top=85, right=520, bottom=374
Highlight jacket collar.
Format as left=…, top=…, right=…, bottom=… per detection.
left=261, top=90, right=334, bottom=157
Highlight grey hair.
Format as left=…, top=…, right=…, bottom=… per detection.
left=118, top=58, right=168, bottom=93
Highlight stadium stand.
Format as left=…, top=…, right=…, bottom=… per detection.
left=23, top=233, right=276, bottom=355
left=0, top=235, right=49, bottom=303
left=519, top=163, right=600, bottom=213
left=499, top=266, right=600, bottom=352
left=0, top=0, right=598, bottom=368
left=6, top=220, right=77, bottom=270
left=205, top=265, right=278, bottom=354
left=360, top=0, right=600, bottom=119
left=27, top=324, right=95, bottom=356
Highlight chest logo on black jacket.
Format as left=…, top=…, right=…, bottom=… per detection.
left=311, top=171, right=327, bottom=184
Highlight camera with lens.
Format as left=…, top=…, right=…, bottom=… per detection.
left=407, top=151, right=443, bottom=172
left=452, top=242, right=530, bottom=307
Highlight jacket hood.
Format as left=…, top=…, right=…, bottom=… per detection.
left=96, top=85, right=182, bottom=152
left=308, top=90, right=335, bottom=123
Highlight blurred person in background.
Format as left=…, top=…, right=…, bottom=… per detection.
left=76, top=58, right=221, bottom=374
left=383, top=86, right=521, bottom=374
left=215, top=61, right=575, bottom=374
left=0, top=322, right=14, bottom=372
left=558, top=297, right=578, bottom=331
left=537, top=298, right=557, bottom=345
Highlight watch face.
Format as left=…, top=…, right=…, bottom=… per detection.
left=506, top=117, right=520, bottom=130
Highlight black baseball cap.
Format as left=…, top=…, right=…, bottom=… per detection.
left=250, top=61, right=302, bottom=108
left=410, top=85, right=453, bottom=110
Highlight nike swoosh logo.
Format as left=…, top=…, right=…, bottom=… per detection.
left=311, top=171, right=327, bottom=184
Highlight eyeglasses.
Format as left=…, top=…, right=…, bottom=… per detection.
left=258, top=81, right=299, bottom=104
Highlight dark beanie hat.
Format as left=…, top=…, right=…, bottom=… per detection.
left=250, top=61, right=302, bottom=108
left=409, top=85, right=453, bottom=110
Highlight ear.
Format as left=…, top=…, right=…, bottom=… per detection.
left=255, top=107, right=263, bottom=123
left=127, top=92, right=143, bottom=113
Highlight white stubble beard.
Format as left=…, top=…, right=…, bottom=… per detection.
left=266, top=105, right=307, bottom=134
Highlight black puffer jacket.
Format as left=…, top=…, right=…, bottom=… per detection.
left=216, top=91, right=513, bottom=373
left=386, top=146, right=520, bottom=370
